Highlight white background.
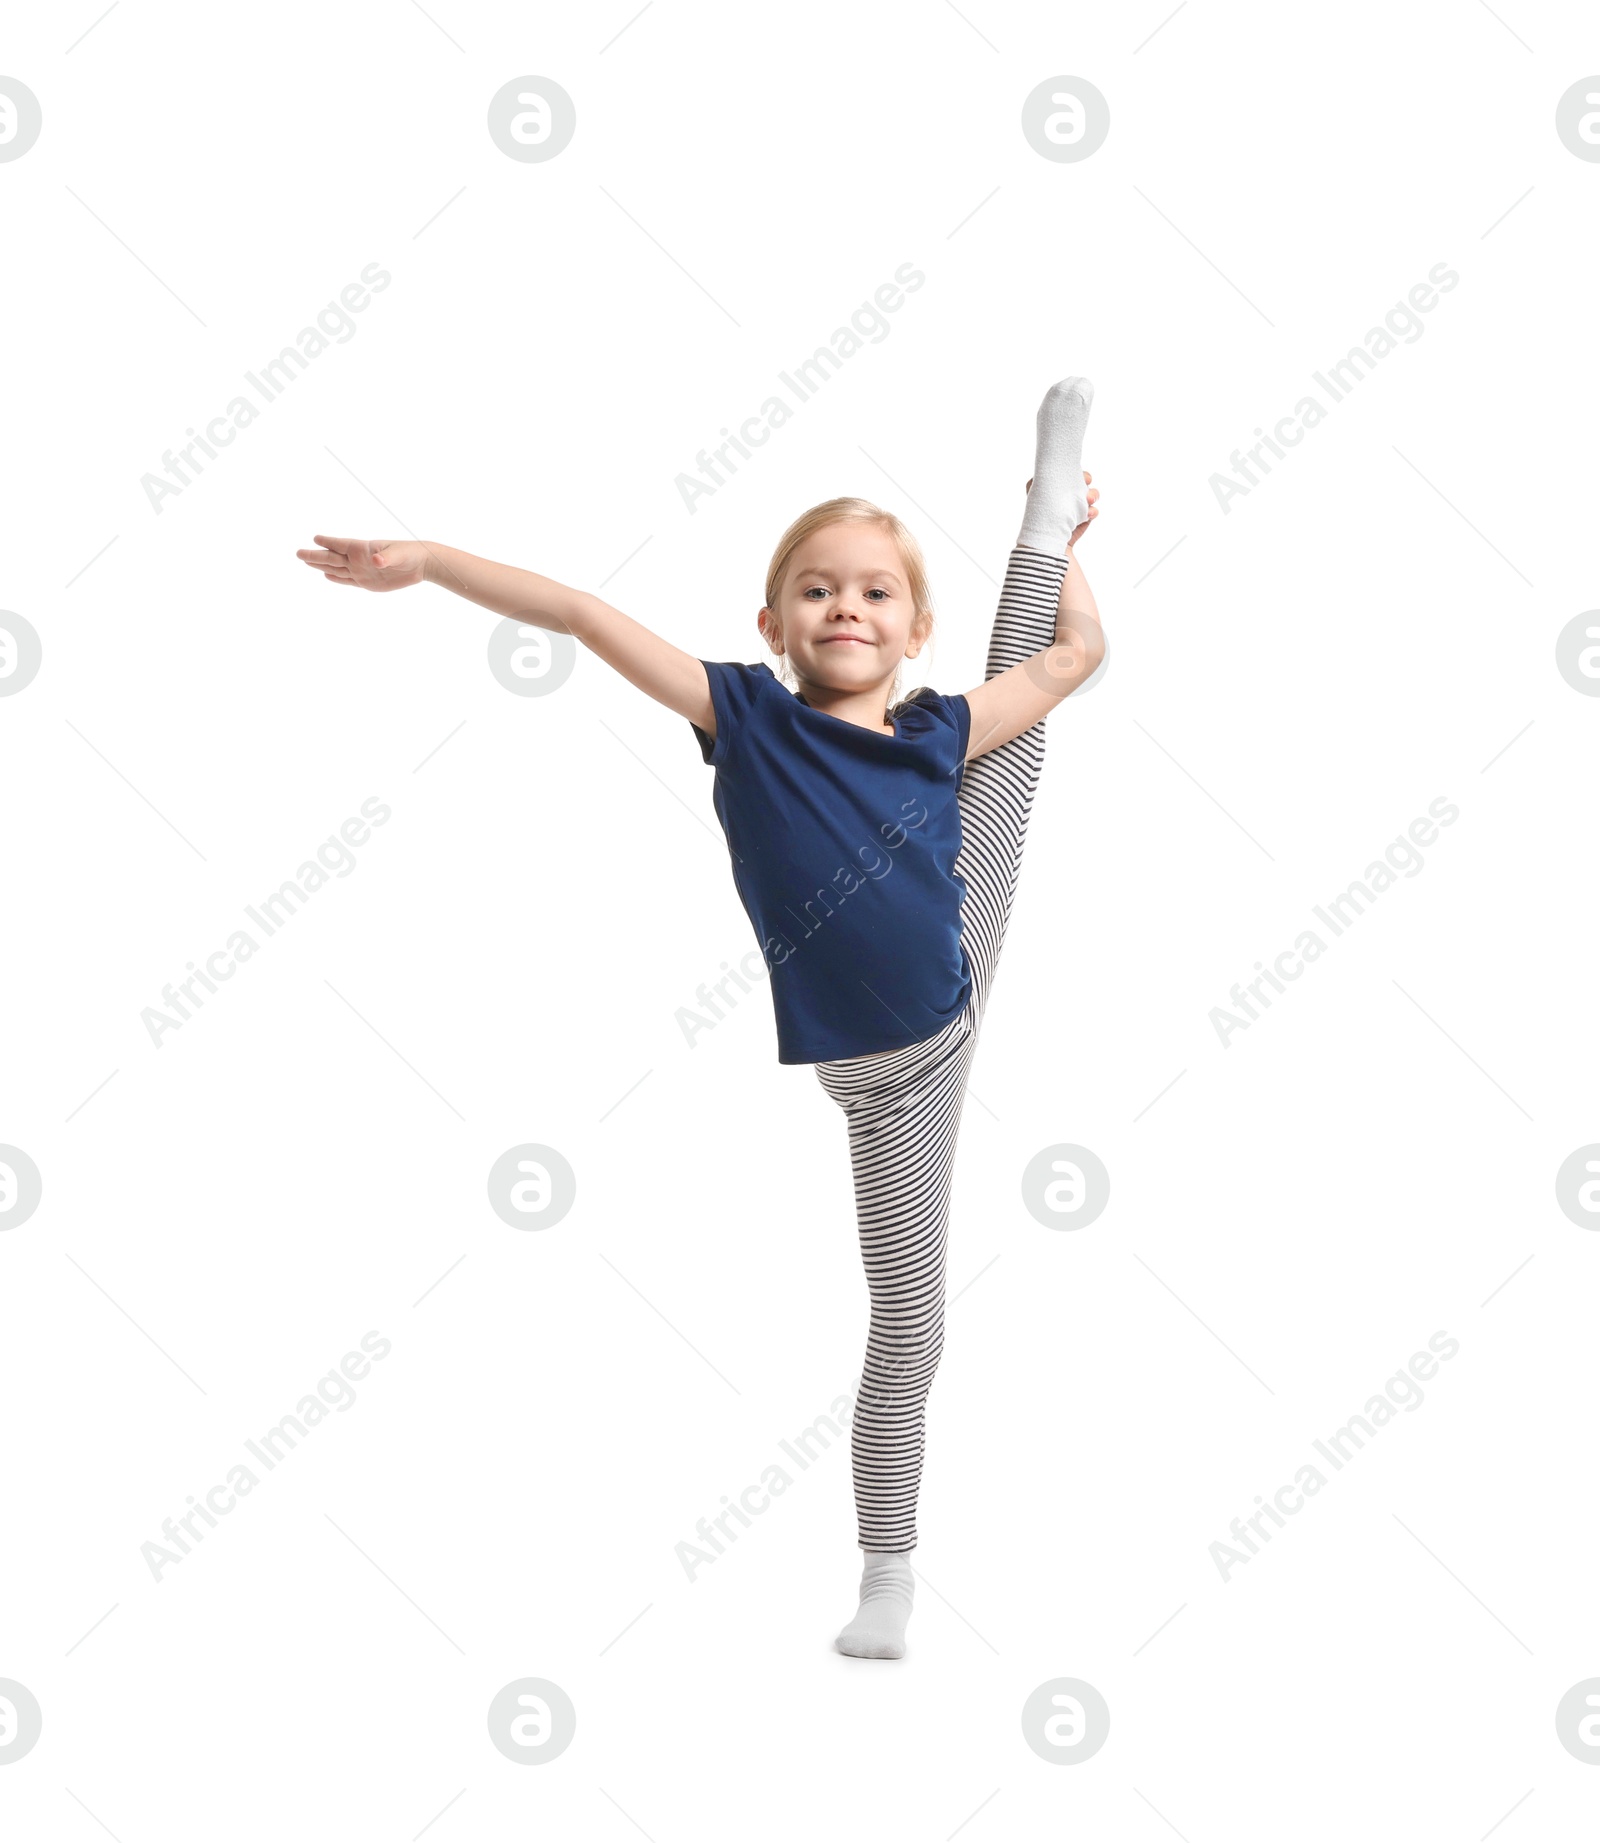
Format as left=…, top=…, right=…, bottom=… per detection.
left=3, top=0, right=1598, bottom=1834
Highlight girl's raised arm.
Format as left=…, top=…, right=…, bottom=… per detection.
left=296, top=535, right=715, bottom=734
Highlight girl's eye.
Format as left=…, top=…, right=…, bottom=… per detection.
left=803, top=586, right=828, bottom=599
left=865, top=588, right=888, bottom=601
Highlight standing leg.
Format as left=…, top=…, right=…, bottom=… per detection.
left=815, top=1013, right=975, bottom=1657
left=817, top=1019, right=975, bottom=1544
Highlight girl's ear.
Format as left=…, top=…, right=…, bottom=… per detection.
left=757, top=607, right=784, bottom=656
left=903, top=607, right=934, bottom=660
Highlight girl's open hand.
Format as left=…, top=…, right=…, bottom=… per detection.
left=296, top=535, right=429, bottom=591
left=1022, top=470, right=1099, bottom=546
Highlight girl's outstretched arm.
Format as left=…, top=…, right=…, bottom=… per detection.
left=295, top=535, right=714, bottom=732
left=960, top=479, right=1104, bottom=761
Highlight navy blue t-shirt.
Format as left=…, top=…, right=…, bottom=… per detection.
left=691, top=661, right=973, bottom=1064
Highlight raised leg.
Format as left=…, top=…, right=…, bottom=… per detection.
left=954, top=545, right=1072, bottom=1018
left=956, top=375, right=1094, bottom=1015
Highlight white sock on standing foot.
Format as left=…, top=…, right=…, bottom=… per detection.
left=1017, top=376, right=1094, bottom=555
left=836, top=1550, right=914, bottom=1660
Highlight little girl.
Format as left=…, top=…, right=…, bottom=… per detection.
left=297, top=378, right=1103, bottom=1660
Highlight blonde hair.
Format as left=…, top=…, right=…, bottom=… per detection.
left=762, top=497, right=935, bottom=706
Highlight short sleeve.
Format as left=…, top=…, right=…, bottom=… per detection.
left=689, top=660, right=773, bottom=767
left=896, top=687, right=971, bottom=775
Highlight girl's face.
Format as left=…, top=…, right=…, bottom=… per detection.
left=759, top=522, right=927, bottom=694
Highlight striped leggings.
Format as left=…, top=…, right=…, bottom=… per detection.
left=814, top=545, right=1071, bottom=1554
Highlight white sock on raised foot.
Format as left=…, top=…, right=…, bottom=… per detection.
left=836, top=1550, right=914, bottom=1660
left=1017, top=376, right=1094, bottom=555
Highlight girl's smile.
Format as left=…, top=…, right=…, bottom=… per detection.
left=756, top=520, right=929, bottom=729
